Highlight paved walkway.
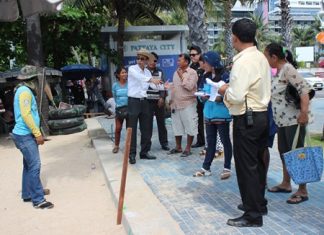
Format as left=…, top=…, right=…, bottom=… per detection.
left=98, top=117, right=324, bottom=235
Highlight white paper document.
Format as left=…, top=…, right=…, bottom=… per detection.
left=205, top=78, right=225, bottom=101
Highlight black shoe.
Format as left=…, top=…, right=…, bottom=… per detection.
left=227, top=216, right=262, bottom=227
left=33, top=200, right=54, bottom=209
left=191, top=143, right=204, bottom=148
left=161, top=145, right=170, bottom=151
left=129, top=156, right=136, bottom=164
left=237, top=204, right=245, bottom=211
left=237, top=204, right=268, bottom=216
left=140, top=153, right=156, bottom=160
left=23, top=198, right=32, bottom=202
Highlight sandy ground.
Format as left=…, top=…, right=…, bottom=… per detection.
left=0, top=130, right=125, bottom=235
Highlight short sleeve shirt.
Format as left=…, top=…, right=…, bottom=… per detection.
left=271, top=63, right=313, bottom=127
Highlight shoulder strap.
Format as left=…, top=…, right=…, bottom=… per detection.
left=292, top=125, right=300, bottom=150
left=292, top=125, right=311, bottom=150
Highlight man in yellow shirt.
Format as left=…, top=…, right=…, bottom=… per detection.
left=219, top=18, right=271, bottom=227
left=11, top=65, right=54, bottom=209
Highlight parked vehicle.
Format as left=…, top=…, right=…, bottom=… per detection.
left=299, top=72, right=323, bottom=91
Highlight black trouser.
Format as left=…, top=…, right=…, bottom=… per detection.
left=233, top=111, right=268, bottom=222
left=148, top=100, right=168, bottom=149
left=196, top=100, right=205, bottom=145
left=128, top=97, right=153, bottom=158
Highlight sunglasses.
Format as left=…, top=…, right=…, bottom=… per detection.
left=153, top=60, right=157, bottom=63
left=137, top=57, right=147, bottom=61
left=190, top=53, right=198, bottom=57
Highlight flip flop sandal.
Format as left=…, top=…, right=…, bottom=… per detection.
left=193, top=169, right=211, bottom=177
left=286, top=195, right=309, bottom=204
left=180, top=151, right=192, bottom=157
left=112, top=146, right=119, bottom=153
left=168, top=148, right=182, bottom=155
left=220, top=169, right=231, bottom=180
left=268, top=186, right=292, bottom=193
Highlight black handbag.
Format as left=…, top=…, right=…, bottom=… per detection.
left=115, top=105, right=128, bottom=119
left=285, top=83, right=315, bottom=109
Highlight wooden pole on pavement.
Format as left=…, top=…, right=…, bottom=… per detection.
left=117, top=127, right=132, bottom=225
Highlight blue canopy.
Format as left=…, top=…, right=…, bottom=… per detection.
left=61, top=64, right=103, bottom=80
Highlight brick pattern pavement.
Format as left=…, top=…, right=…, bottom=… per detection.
left=98, top=117, right=324, bottom=235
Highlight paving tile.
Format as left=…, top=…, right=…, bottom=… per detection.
left=98, top=117, right=324, bottom=234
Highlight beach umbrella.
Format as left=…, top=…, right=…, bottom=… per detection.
left=61, top=64, right=103, bottom=80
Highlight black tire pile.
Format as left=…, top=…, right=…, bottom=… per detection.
left=48, top=105, right=87, bottom=135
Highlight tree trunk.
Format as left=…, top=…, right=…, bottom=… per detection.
left=223, top=0, right=233, bottom=63
left=26, top=14, right=49, bottom=136
left=281, top=0, right=293, bottom=49
left=116, top=2, right=126, bottom=63
left=26, top=14, right=44, bottom=66
left=186, top=0, right=208, bottom=53
left=87, top=51, right=93, bottom=66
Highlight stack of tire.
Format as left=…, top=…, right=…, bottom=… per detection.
left=48, top=105, right=87, bottom=135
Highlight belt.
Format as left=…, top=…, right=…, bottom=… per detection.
left=233, top=111, right=267, bottom=119
left=129, top=97, right=147, bottom=101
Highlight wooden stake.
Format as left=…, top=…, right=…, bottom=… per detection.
left=117, top=127, right=132, bottom=225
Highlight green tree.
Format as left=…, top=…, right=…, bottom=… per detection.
left=222, top=0, right=234, bottom=62
left=249, top=12, right=269, bottom=51
left=211, top=0, right=256, bottom=62
left=292, top=26, right=316, bottom=47
left=70, top=0, right=176, bottom=60
left=0, top=20, right=26, bottom=71
left=41, top=6, right=108, bottom=69
left=212, top=31, right=226, bottom=56
left=157, top=7, right=187, bottom=25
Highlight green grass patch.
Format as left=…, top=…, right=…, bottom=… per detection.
left=310, top=134, right=324, bottom=147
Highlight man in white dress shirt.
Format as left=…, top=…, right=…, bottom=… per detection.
left=127, top=49, right=162, bottom=164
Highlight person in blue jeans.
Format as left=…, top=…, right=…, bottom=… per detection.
left=11, top=65, right=54, bottom=209
left=193, top=51, right=232, bottom=179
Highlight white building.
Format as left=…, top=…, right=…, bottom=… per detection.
left=206, top=1, right=255, bottom=48
left=268, top=0, right=321, bottom=32
left=206, top=0, right=322, bottom=49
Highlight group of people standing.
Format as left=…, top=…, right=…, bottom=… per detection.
left=10, top=17, right=313, bottom=230
left=111, top=49, right=169, bottom=165
left=109, top=18, right=313, bottom=228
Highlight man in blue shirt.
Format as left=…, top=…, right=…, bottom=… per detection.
left=11, top=65, right=54, bottom=209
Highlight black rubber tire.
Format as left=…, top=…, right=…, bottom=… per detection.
left=50, top=122, right=87, bottom=135
left=48, top=117, right=84, bottom=130
left=49, top=105, right=86, bottom=120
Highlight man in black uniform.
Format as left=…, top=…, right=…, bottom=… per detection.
left=189, top=45, right=205, bottom=148
left=147, top=52, right=169, bottom=151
